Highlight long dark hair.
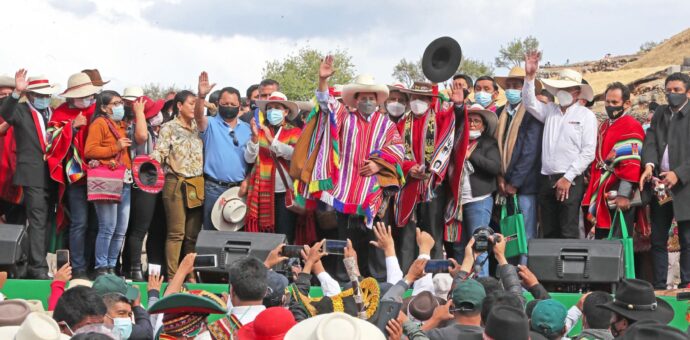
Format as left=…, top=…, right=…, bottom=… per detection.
left=92, top=90, right=121, bottom=122
left=172, top=90, right=196, bottom=118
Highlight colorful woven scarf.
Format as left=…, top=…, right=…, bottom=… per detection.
left=403, top=111, right=436, bottom=166
left=245, top=124, right=301, bottom=233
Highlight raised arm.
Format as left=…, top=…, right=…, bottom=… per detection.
left=522, top=51, right=548, bottom=123
left=132, top=97, right=149, bottom=146
left=194, top=71, right=216, bottom=132
left=0, top=69, right=27, bottom=124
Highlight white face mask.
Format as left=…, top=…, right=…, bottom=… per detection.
left=469, top=130, right=482, bottom=140
left=410, top=99, right=429, bottom=115
left=556, top=90, right=574, bottom=107
left=73, top=97, right=94, bottom=109
left=148, top=112, right=164, bottom=127
left=386, top=102, right=406, bottom=117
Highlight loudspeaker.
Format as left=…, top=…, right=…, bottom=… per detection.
left=0, top=224, right=25, bottom=265
left=527, top=239, right=624, bottom=284
left=195, top=230, right=286, bottom=275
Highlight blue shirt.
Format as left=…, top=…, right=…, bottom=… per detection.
left=200, top=115, right=252, bottom=182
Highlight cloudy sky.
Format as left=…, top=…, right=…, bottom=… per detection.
left=2, top=0, right=689, bottom=95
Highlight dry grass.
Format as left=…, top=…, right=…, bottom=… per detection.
left=622, top=28, right=690, bottom=69
left=585, top=66, right=668, bottom=95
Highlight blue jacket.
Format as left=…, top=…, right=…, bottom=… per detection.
left=504, top=112, right=543, bottom=195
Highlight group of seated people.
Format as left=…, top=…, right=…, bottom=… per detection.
left=0, top=222, right=686, bottom=339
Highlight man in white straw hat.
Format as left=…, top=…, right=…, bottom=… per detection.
left=0, top=69, right=60, bottom=279
left=49, top=71, right=102, bottom=280
left=523, top=51, right=597, bottom=239
left=0, top=74, right=15, bottom=99
left=290, top=55, right=405, bottom=281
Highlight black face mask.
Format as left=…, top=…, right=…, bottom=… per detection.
left=218, top=106, right=239, bottom=120
left=605, top=105, right=625, bottom=120
left=124, top=106, right=134, bottom=119
left=249, top=100, right=257, bottom=111
left=666, top=92, right=688, bottom=108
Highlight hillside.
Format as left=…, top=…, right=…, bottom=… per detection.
left=622, top=28, right=690, bottom=69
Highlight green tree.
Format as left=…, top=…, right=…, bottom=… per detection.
left=142, top=83, right=189, bottom=100
left=457, top=58, right=495, bottom=79
left=262, top=48, right=356, bottom=101
left=494, top=36, right=540, bottom=68
left=392, top=58, right=425, bottom=87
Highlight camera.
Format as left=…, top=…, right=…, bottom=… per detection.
left=472, top=227, right=501, bottom=252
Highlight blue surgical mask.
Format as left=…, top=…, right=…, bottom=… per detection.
left=505, top=89, right=522, bottom=105
left=474, top=91, right=492, bottom=108
left=32, top=97, right=51, bottom=110
left=266, top=108, right=285, bottom=126
left=112, top=317, right=133, bottom=339
left=111, top=104, right=125, bottom=121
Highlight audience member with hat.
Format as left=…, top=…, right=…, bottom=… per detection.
left=421, top=279, right=485, bottom=340
left=1, top=69, right=59, bottom=279
left=384, top=83, right=409, bottom=123
left=285, top=312, right=385, bottom=340
left=237, top=307, right=297, bottom=340
left=0, top=74, right=15, bottom=99
left=0, top=299, right=32, bottom=327
left=149, top=90, right=204, bottom=278
left=0, top=312, right=70, bottom=340
left=149, top=289, right=228, bottom=339
left=121, top=94, right=166, bottom=282
left=530, top=299, right=567, bottom=339
left=598, top=279, right=674, bottom=337
left=614, top=319, right=687, bottom=340
left=50, top=71, right=101, bottom=280
left=483, top=305, right=530, bottom=340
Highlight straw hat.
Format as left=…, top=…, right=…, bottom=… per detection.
left=122, top=86, right=144, bottom=101
left=0, top=300, right=31, bottom=326
left=60, top=72, right=101, bottom=99
left=399, top=81, right=436, bottom=97
left=284, top=312, right=385, bottom=340
left=81, top=69, right=110, bottom=86
left=341, top=74, right=389, bottom=108
left=256, top=91, right=300, bottom=120
left=26, top=76, right=59, bottom=95
left=467, top=104, right=498, bottom=136
left=0, top=312, right=70, bottom=340
left=211, top=187, right=247, bottom=231
left=541, top=69, right=593, bottom=102
left=495, top=66, right=542, bottom=92
left=0, top=74, right=14, bottom=88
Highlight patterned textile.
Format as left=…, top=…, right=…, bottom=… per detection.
left=291, top=93, right=405, bottom=226
left=583, top=115, right=644, bottom=229
left=444, top=105, right=471, bottom=242
left=245, top=123, right=301, bottom=233
left=207, top=314, right=241, bottom=340
left=150, top=116, right=203, bottom=177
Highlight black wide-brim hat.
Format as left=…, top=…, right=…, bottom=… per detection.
left=133, top=155, right=164, bottom=194
left=598, top=279, right=674, bottom=324
left=422, top=36, right=462, bottom=83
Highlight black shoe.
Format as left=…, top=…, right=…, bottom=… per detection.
left=127, top=265, right=145, bottom=282
left=95, top=267, right=109, bottom=277
left=72, top=270, right=89, bottom=280
left=107, top=267, right=115, bottom=275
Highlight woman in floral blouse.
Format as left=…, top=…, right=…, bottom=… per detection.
left=150, top=90, right=204, bottom=278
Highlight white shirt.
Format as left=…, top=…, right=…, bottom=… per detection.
left=522, top=79, right=597, bottom=182
left=229, top=305, right=266, bottom=325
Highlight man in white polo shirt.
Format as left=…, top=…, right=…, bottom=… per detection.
left=522, top=51, right=597, bottom=239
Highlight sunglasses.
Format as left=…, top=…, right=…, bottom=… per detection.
left=229, top=130, right=239, bottom=146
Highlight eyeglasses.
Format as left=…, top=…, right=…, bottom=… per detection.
left=229, top=130, right=239, bottom=146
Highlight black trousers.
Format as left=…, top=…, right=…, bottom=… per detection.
left=593, top=208, right=634, bottom=239
left=334, top=212, right=386, bottom=282
left=146, top=193, right=168, bottom=277
left=539, top=174, right=585, bottom=239
left=274, top=192, right=297, bottom=244
left=122, top=187, right=158, bottom=271
left=649, top=200, right=690, bottom=288
left=394, top=189, right=446, bottom=273
left=22, top=186, right=51, bottom=276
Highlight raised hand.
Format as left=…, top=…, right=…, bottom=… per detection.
left=133, top=97, right=146, bottom=116
left=14, top=69, right=28, bottom=93
left=147, top=272, right=165, bottom=293
left=449, top=82, right=465, bottom=104
left=197, top=71, right=216, bottom=98
left=54, top=262, right=72, bottom=283
left=370, top=222, right=395, bottom=257
left=319, top=55, right=335, bottom=79
left=415, top=228, right=435, bottom=256
left=524, top=50, right=541, bottom=80
left=264, top=243, right=288, bottom=268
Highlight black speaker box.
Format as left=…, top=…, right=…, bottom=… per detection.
left=527, top=239, right=624, bottom=284
left=195, top=230, right=286, bottom=275
left=0, top=224, right=25, bottom=265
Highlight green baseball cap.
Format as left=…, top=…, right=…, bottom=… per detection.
left=92, top=274, right=140, bottom=302
left=451, top=279, right=486, bottom=312
left=531, top=299, right=567, bottom=337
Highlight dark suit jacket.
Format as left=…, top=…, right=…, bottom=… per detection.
left=0, top=96, right=50, bottom=188
left=468, top=135, right=501, bottom=197
left=504, top=113, right=544, bottom=195
left=642, top=102, right=690, bottom=221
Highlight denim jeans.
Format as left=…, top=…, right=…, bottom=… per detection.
left=67, top=184, right=90, bottom=271
left=454, top=196, right=494, bottom=277
left=203, top=181, right=234, bottom=230
left=94, top=184, right=131, bottom=269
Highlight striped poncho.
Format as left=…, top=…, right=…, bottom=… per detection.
left=290, top=92, right=405, bottom=227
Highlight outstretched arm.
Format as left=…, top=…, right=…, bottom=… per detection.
left=194, top=71, right=216, bottom=132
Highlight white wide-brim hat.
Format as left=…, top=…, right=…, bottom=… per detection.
left=26, top=76, right=60, bottom=95
left=0, top=312, right=70, bottom=340
left=284, top=312, right=385, bottom=340
left=467, top=103, right=499, bottom=137
left=61, top=72, right=101, bottom=99
left=342, top=74, right=389, bottom=108
left=211, top=187, right=247, bottom=231
left=122, top=86, right=144, bottom=101
left=541, top=69, right=593, bottom=102
left=0, top=74, right=14, bottom=88
left=256, top=91, right=300, bottom=120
